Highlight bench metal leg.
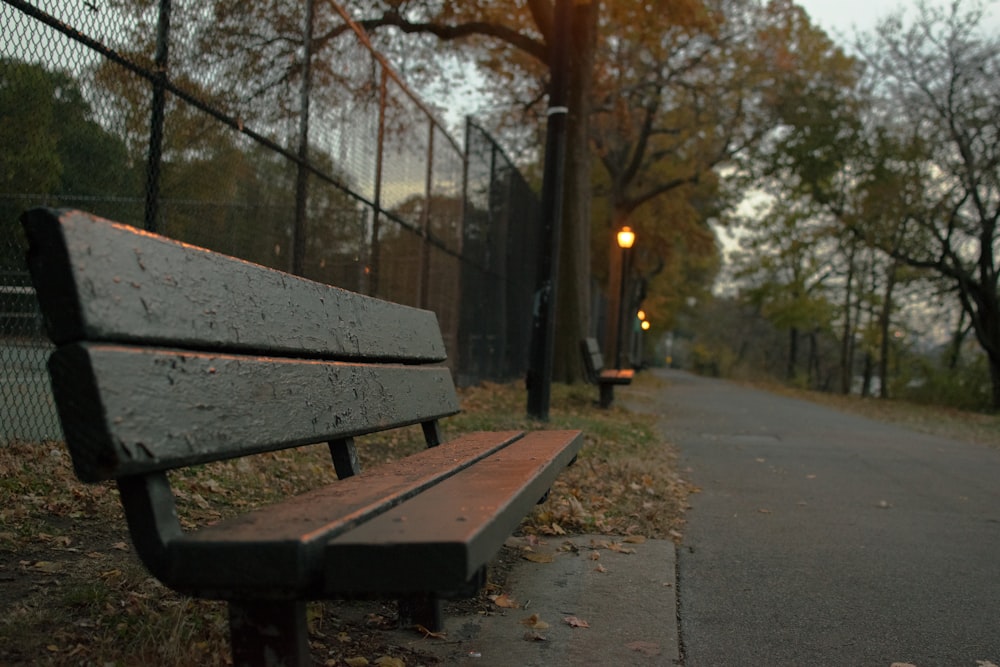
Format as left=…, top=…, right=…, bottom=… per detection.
left=599, top=383, right=614, bottom=408
left=229, top=600, right=310, bottom=667
left=397, top=593, right=443, bottom=632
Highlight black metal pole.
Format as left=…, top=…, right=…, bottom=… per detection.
left=143, top=0, right=171, bottom=233
left=526, top=0, right=571, bottom=421
left=616, top=247, right=630, bottom=369
left=292, top=0, right=315, bottom=276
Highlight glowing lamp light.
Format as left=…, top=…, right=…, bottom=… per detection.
left=617, top=226, right=635, bottom=249
left=641, top=320, right=651, bottom=331
left=637, top=310, right=646, bottom=321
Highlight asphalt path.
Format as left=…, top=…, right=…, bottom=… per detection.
left=638, top=369, right=1000, bottom=667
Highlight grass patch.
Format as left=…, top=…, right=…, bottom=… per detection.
left=0, top=380, right=689, bottom=666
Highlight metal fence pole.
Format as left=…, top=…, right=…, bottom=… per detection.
left=419, top=117, right=435, bottom=309
left=292, top=0, right=316, bottom=276
left=143, top=0, right=171, bottom=234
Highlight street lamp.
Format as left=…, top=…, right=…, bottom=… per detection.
left=615, top=226, right=635, bottom=369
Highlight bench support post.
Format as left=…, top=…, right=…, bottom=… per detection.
left=599, top=383, right=615, bottom=409
left=397, top=593, right=444, bottom=632
left=229, top=600, right=310, bottom=667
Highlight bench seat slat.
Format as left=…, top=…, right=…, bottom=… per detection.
left=51, top=343, right=460, bottom=481
left=599, top=369, right=635, bottom=385
left=163, top=430, right=526, bottom=596
left=23, top=208, right=445, bottom=362
left=324, top=429, right=584, bottom=594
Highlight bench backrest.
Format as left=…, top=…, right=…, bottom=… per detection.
left=580, top=337, right=605, bottom=381
left=23, top=208, right=459, bottom=482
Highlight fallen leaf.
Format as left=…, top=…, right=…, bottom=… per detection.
left=522, top=552, right=554, bottom=564
left=595, top=564, right=608, bottom=573
left=414, top=624, right=447, bottom=639
left=623, top=535, right=646, bottom=544
left=111, top=542, right=129, bottom=551
left=520, top=613, right=549, bottom=630
left=375, top=658, right=404, bottom=667
left=563, top=616, right=590, bottom=628
left=523, top=631, right=548, bottom=642
left=606, top=542, right=635, bottom=554
left=489, top=593, right=518, bottom=609
left=31, top=561, right=63, bottom=573
left=589, top=551, right=601, bottom=561
left=344, top=658, right=369, bottom=667
left=758, top=508, right=772, bottom=514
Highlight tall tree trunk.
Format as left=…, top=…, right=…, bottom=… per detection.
left=807, top=329, right=820, bottom=389
left=787, top=326, right=799, bottom=381
left=552, top=1, right=597, bottom=383
left=948, top=310, right=968, bottom=370
left=839, top=240, right=857, bottom=394
left=877, top=262, right=897, bottom=400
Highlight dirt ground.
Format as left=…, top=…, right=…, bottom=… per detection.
left=0, top=443, right=527, bottom=666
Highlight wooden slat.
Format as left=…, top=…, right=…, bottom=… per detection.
left=163, top=431, right=526, bottom=595
left=581, top=337, right=605, bottom=378
left=50, top=343, right=460, bottom=481
left=22, top=208, right=445, bottom=362
left=323, top=429, right=584, bottom=594
left=598, top=369, right=634, bottom=385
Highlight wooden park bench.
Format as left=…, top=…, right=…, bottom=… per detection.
left=580, top=337, right=634, bottom=408
left=22, top=208, right=583, bottom=667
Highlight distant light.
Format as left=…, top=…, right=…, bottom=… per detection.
left=637, top=310, right=646, bottom=321
left=617, top=226, right=635, bottom=249
left=641, top=320, right=651, bottom=331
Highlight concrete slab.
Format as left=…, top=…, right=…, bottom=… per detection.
left=384, top=534, right=679, bottom=666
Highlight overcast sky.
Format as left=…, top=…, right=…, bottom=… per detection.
left=794, top=0, right=999, bottom=40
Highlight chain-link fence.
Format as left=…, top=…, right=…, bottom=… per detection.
left=1, top=0, right=542, bottom=444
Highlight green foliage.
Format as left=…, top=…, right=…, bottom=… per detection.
left=897, top=353, right=993, bottom=413
left=0, top=58, right=139, bottom=276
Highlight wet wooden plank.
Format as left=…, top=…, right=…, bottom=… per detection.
left=22, top=208, right=445, bottom=362
left=323, top=429, right=584, bottom=594
left=50, top=343, right=460, bottom=481
left=163, top=431, right=526, bottom=594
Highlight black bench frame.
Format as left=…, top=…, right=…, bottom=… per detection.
left=23, top=208, right=582, bottom=667
left=580, top=337, right=634, bottom=408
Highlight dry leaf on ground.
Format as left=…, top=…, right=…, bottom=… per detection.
left=563, top=616, right=590, bottom=628
left=413, top=624, right=446, bottom=639
left=522, top=551, right=554, bottom=564
left=520, top=614, right=549, bottom=630
left=489, top=593, right=518, bottom=609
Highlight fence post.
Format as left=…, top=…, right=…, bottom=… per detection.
left=144, top=0, right=171, bottom=234
left=368, top=68, right=389, bottom=297
left=292, top=0, right=316, bottom=276
left=418, top=118, right=435, bottom=309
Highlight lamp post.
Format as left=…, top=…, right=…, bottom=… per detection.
left=615, top=226, right=635, bottom=369
left=526, top=0, right=571, bottom=421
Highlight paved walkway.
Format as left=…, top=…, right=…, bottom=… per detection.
left=387, top=370, right=1000, bottom=666
left=638, top=369, right=1000, bottom=667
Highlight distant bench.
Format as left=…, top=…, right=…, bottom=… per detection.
left=23, top=208, right=583, bottom=667
left=580, top=337, right=634, bottom=408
